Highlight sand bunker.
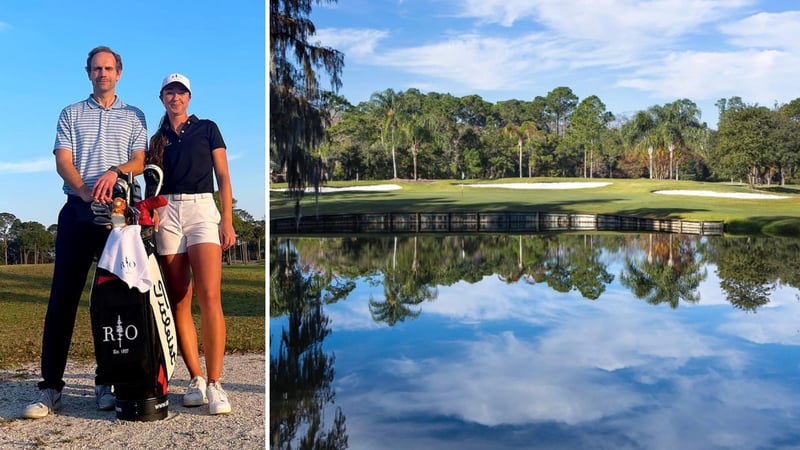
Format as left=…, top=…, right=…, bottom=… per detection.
left=653, top=190, right=788, bottom=200
left=462, top=182, right=612, bottom=190
left=270, top=184, right=403, bottom=193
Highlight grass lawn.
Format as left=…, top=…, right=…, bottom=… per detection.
left=0, top=263, right=265, bottom=370
left=269, top=178, right=800, bottom=237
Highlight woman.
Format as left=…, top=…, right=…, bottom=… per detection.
left=147, top=73, right=235, bottom=415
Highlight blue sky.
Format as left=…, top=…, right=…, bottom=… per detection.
left=312, top=0, right=799, bottom=129
left=0, top=0, right=265, bottom=226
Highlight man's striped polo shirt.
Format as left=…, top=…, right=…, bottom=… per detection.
left=53, top=95, right=147, bottom=196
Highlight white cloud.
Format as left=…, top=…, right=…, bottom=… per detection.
left=374, top=34, right=542, bottom=91
left=457, top=0, right=750, bottom=42
left=315, top=27, right=389, bottom=59
left=720, top=11, right=800, bottom=50
left=0, top=158, right=52, bottom=173
left=617, top=49, right=796, bottom=104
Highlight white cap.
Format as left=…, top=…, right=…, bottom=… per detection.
left=160, top=73, right=191, bottom=93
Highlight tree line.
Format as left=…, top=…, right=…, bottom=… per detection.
left=291, top=88, right=800, bottom=189
left=272, top=0, right=800, bottom=201
left=0, top=196, right=265, bottom=266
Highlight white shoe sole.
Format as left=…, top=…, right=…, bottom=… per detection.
left=183, top=396, right=208, bottom=407
left=22, top=408, right=51, bottom=419
left=22, top=403, right=60, bottom=419
left=209, top=403, right=232, bottom=415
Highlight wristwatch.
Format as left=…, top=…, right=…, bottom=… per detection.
left=108, top=166, right=124, bottom=177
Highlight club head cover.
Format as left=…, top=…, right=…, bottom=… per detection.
left=130, top=179, right=142, bottom=204
left=137, top=207, right=153, bottom=226
left=143, top=164, right=164, bottom=198
left=91, top=201, right=111, bottom=216
left=126, top=205, right=140, bottom=225
left=137, top=195, right=168, bottom=210
left=112, top=178, right=129, bottom=202
left=134, top=195, right=167, bottom=226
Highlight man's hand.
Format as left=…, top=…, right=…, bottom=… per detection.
left=77, top=185, right=94, bottom=203
left=92, top=170, right=118, bottom=204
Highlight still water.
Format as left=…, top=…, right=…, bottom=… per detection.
left=270, top=234, right=800, bottom=449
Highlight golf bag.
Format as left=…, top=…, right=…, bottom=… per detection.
left=89, top=169, right=177, bottom=421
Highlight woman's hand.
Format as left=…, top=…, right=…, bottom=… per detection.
left=219, top=221, right=235, bottom=250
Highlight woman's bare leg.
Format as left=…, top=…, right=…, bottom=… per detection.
left=160, top=253, right=204, bottom=379
left=187, top=243, right=226, bottom=382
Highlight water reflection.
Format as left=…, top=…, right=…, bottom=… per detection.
left=269, top=240, right=349, bottom=449
left=270, top=234, right=800, bottom=449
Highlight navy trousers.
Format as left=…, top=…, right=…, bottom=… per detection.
left=39, top=196, right=111, bottom=391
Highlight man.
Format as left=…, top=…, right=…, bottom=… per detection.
left=22, top=46, right=147, bottom=419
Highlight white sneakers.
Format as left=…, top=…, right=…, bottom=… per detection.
left=183, top=376, right=208, bottom=406
left=183, top=375, right=232, bottom=415
left=22, top=388, right=62, bottom=419
left=23, top=385, right=115, bottom=419
left=207, top=381, right=231, bottom=415
left=94, top=384, right=115, bottom=411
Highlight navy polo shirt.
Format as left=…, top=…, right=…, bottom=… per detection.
left=160, top=114, right=226, bottom=195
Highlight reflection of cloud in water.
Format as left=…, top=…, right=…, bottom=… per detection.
left=321, top=259, right=800, bottom=448
left=354, top=301, right=738, bottom=427
left=538, top=311, right=731, bottom=372
left=325, top=280, right=384, bottom=330
left=691, top=263, right=800, bottom=345
left=423, top=276, right=571, bottom=324
left=716, top=284, right=800, bottom=346
left=418, top=331, right=643, bottom=426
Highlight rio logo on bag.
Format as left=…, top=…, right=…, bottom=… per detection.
left=102, top=315, right=139, bottom=354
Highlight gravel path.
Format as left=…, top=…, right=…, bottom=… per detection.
left=0, top=353, right=265, bottom=449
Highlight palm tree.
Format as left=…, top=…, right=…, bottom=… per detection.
left=504, top=122, right=541, bottom=178
left=401, top=113, right=430, bottom=180
left=370, top=88, right=401, bottom=179
left=623, top=110, right=657, bottom=179
left=504, top=123, right=525, bottom=178
left=521, top=122, right=541, bottom=177
left=626, top=100, right=705, bottom=180
left=659, top=99, right=705, bottom=180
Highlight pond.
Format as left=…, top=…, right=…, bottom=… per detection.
left=269, top=233, right=800, bottom=449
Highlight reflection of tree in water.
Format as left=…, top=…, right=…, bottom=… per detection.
left=270, top=239, right=348, bottom=449
left=497, top=236, right=538, bottom=285
left=281, top=234, right=798, bottom=318
left=620, top=234, right=706, bottom=308
left=369, top=236, right=438, bottom=326
left=707, top=237, right=793, bottom=312
left=538, top=235, right=614, bottom=299
left=490, top=234, right=614, bottom=299
left=571, top=236, right=615, bottom=299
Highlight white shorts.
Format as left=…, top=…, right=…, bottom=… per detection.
left=155, top=193, right=221, bottom=255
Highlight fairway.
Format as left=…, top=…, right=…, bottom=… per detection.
left=269, top=178, right=800, bottom=237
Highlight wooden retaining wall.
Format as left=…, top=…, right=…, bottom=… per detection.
left=271, top=212, right=724, bottom=236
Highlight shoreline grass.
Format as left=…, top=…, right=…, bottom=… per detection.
left=269, top=178, right=800, bottom=237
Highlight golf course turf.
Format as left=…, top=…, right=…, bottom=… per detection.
left=269, top=178, right=800, bottom=238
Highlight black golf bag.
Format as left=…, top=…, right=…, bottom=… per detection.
left=89, top=169, right=176, bottom=421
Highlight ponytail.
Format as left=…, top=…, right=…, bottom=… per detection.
left=146, top=113, right=170, bottom=167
